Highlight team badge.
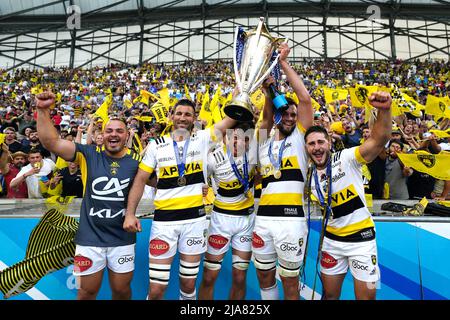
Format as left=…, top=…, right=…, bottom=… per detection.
left=110, top=161, right=120, bottom=175
left=371, top=255, right=377, bottom=265
left=417, top=154, right=435, bottom=168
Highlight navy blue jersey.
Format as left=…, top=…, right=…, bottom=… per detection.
left=73, top=144, right=141, bottom=247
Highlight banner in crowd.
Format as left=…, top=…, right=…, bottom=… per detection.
left=398, top=150, right=450, bottom=180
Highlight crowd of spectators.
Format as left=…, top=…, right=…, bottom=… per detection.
left=0, top=57, right=448, bottom=201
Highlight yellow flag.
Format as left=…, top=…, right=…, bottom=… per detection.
left=210, top=86, right=222, bottom=113
left=161, top=121, right=173, bottom=136
left=135, top=116, right=153, bottom=122
left=151, top=102, right=168, bottom=123
left=124, top=99, right=133, bottom=109
left=250, top=89, right=265, bottom=110
left=402, top=94, right=425, bottom=110
left=211, top=104, right=224, bottom=124
left=311, top=97, right=321, bottom=111
left=0, top=133, right=5, bottom=145
left=31, top=85, right=43, bottom=95
left=391, top=100, right=404, bottom=117
left=429, top=129, right=450, bottom=139
left=169, top=97, right=178, bottom=107
left=323, top=88, right=348, bottom=104
left=425, top=95, right=450, bottom=119
left=94, top=94, right=112, bottom=128
left=349, top=88, right=364, bottom=108
left=286, top=92, right=299, bottom=105
left=184, top=84, right=192, bottom=101
left=133, top=90, right=157, bottom=106
left=199, top=90, right=211, bottom=123
left=158, top=88, right=171, bottom=109
left=132, top=133, right=143, bottom=154
left=353, top=85, right=378, bottom=107
left=398, top=151, right=450, bottom=180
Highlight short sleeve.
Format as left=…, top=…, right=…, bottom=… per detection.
left=339, top=146, right=365, bottom=169
left=139, top=140, right=156, bottom=174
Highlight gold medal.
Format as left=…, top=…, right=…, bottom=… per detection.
left=177, top=176, right=187, bottom=187
left=273, top=169, right=282, bottom=179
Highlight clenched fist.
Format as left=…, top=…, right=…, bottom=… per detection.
left=369, top=91, right=392, bottom=110
left=35, top=91, right=56, bottom=110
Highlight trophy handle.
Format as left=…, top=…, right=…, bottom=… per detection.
left=249, top=37, right=289, bottom=93
left=233, top=26, right=242, bottom=91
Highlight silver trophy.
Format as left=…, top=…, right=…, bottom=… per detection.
left=224, top=17, right=286, bottom=121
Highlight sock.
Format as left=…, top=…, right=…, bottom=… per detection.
left=260, top=283, right=279, bottom=300
left=179, top=289, right=196, bottom=300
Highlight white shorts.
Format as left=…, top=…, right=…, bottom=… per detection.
left=207, top=211, right=255, bottom=256
left=252, top=217, right=308, bottom=263
left=149, top=218, right=209, bottom=260
left=73, top=244, right=135, bottom=276
left=320, top=238, right=380, bottom=283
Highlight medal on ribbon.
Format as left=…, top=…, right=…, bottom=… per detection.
left=268, top=137, right=286, bottom=180
left=173, top=138, right=190, bottom=187
left=227, top=147, right=250, bottom=198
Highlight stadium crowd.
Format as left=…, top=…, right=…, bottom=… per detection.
left=0, top=57, right=449, bottom=201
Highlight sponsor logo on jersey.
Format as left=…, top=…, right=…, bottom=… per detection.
left=239, top=236, right=252, bottom=243
left=280, top=242, right=298, bottom=252
left=74, top=255, right=93, bottom=273
left=159, top=161, right=202, bottom=178
left=351, top=260, right=369, bottom=271
left=187, top=150, right=201, bottom=158
left=252, top=232, right=265, bottom=248
left=331, top=184, right=358, bottom=207
left=321, top=251, right=338, bottom=269
left=261, top=156, right=299, bottom=177
left=91, top=176, right=130, bottom=201
left=208, top=235, right=228, bottom=249
left=332, top=171, right=346, bottom=183
left=187, top=237, right=204, bottom=246
left=89, top=208, right=125, bottom=219
left=149, top=239, right=170, bottom=256
left=284, top=207, right=298, bottom=215
left=158, top=156, right=175, bottom=162
left=118, top=255, right=134, bottom=265
left=361, top=228, right=374, bottom=239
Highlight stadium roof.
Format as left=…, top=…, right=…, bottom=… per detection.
left=0, top=0, right=448, bottom=69
left=0, top=0, right=449, bottom=34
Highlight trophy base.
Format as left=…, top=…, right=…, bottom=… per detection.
left=223, top=95, right=254, bottom=122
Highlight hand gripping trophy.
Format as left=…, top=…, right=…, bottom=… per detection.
left=224, top=17, right=289, bottom=121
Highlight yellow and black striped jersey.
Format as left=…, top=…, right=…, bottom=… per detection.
left=207, top=138, right=257, bottom=216
left=311, top=146, right=375, bottom=242
left=257, top=125, right=308, bottom=218
left=139, top=128, right=217, bottom=223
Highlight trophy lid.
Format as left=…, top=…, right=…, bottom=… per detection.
left=245, top=17, right=285, bottom=44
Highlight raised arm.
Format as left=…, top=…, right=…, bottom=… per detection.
left=278, top=43, right=313, bottom=130
left=259, top=77, right=275, bottom=135
left=36, top=92, right=76, bottom=161
left=359, top=91, right=392, bottom=163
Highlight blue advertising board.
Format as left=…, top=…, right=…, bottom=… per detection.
left=0, top=219, right=448, bottom=300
